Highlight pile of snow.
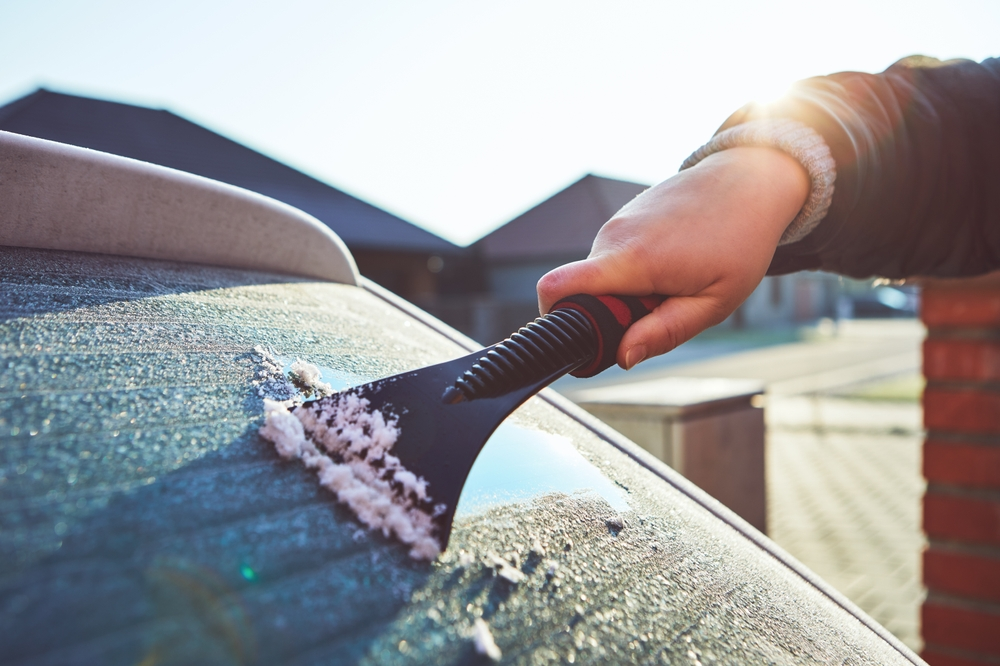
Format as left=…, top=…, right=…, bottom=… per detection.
left=259, top=393, right=443, bottom=560
left=289, top=359, right=332, bottom=396
left=251, top=346, right=333, bottom=401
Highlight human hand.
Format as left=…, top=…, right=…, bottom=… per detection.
left=536, top=146, right=810, bottom=370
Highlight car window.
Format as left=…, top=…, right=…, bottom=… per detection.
left=0, top=246, right=915, bottom=665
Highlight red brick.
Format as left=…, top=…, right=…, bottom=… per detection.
left=922, top=601, right=1000, bottom=656
left=924, top=388, right=1000, bottom=434
left=924, top=548, right=1000, bottom=604
left=922, top=646, right=1000, bottom=666
left=924, top=492, right=1000, bottom=546
left=922, top=279, right=1000, bottom=327
left=924, top=441, right=1000, bottom=489
left=924, top=339, right=1000, bottom=383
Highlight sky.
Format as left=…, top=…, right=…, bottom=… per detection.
left=2, top=0, right=998, bottom=246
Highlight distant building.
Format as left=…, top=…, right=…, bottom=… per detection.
left=452, top=175, right=641, bottom=341
left=1, top=90, right=849, bottom=341
left=0, top=89, right=467, bottom=302
left=467, top=173, right=840, bottom=343
left=478, top=174, right=648, bottom=302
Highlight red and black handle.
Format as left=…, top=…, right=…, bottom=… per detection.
left=443, top=293, right=665, bottom=403
left=551, top=294, right=666, bottom=378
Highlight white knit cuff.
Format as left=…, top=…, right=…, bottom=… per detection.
left=680, top=119, right=836, bottom=245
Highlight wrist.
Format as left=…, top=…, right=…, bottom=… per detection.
left=695, top=147, right=810, bottom=246
left=681, top=119, right=836, bottom=244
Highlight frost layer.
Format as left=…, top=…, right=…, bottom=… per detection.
left=259, top=394, right=442, bottom=560
left=251, top=345, right=296, bottom=401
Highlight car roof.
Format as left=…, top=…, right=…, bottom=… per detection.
left=0, top=130, right=359, bottom=285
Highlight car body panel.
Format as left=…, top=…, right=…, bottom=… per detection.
left=0, top=246, right=918, bottom=665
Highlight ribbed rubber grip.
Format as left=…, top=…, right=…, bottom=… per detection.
left=550, top=294, right=665, bottom=378
left=442, top=293, right=666, bottom=403
left=442, top=308, right=596, bottom=403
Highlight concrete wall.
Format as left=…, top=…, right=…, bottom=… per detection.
left=730, top=272, right=841, bottom=329
left=582, top=402, right=766, bottom=533
left=573, top=378, right=767, bottom=534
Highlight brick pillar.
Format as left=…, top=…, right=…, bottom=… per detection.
left=920, top=273, right=1000, bottom=666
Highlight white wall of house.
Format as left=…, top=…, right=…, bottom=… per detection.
left=729, top=272, right=842, bottom=328
left=489, top=260, right=565, bottom=304
left=737, top=276, right=796, bottom=327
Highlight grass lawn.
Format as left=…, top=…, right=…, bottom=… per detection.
left=836, top=372, right=924, bottom=402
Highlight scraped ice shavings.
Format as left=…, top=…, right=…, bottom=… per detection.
left=251, top=345, right=296, bottom=401
left=289, top=359, right=332, bottom=396
left=472, top=618, right=502, bottom=661
left=487, top=553, right=525, bottom=584
left=251, top=346, right=333, bottom=401
left=497, top=564, right=525, bottom=584
left=254, top=348, right=441, bottom=559
left=259, top=393, right=443, bottom=560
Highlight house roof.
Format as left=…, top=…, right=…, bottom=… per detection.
left=476, top=174, right=648, bottom=262
left=0, top=89, right=459, bottom=255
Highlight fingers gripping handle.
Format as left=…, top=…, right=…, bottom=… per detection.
left=551, top=294, right=666, bottom=378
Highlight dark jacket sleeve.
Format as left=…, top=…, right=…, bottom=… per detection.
left=719, top=56, right=1000, bottom=279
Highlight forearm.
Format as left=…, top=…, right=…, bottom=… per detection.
left=719, top=56, right=1000, bottom=278
left=536, top=56, right=1000, bottom=369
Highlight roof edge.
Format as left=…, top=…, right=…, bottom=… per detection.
left=0, top=88, right=48, bottom=126
left=475, top=173, right=650, bottom=248
left=0, top=88, right=461, bottom=255
left=0, top=131, right=360, bottom=285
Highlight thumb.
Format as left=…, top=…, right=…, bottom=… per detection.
left=537, top=255, right=653, bottom=316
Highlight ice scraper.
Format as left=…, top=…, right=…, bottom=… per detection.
left=274, top=294, right=664, bottom=557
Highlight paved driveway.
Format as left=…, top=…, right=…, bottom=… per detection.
left=767, top=394, right=924, bottom=651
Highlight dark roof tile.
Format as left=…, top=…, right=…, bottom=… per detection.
left=0, top=89, right=459, bottom=254
left=477, top=174, right=648, bottom=262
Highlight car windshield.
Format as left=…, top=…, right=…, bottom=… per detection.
left=1, top=246, right=915, bottom=665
